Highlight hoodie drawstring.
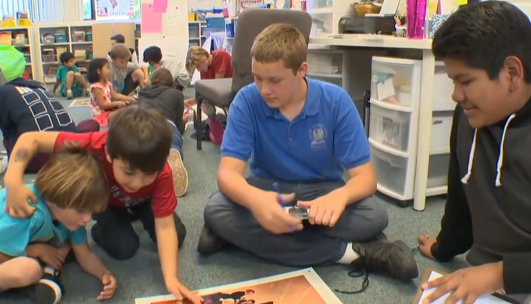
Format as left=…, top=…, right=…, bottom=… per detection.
left=461, top=114, right=516, bottom=187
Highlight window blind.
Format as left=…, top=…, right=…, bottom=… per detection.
left=0, top=0, right=64, bottom=22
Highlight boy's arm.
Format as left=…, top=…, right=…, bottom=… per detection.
left=150, top=169, right=180, bottom=288
left=431, top=106, right=474, bottom=262
left=72, top=243, right=112, bottom=279
left=4, top=132, right=59, bottom=186
left=53, top=67, right=62, bottom=94
left=217, top=90, right=261, bottom=210
left=71, top=227, right=111, bottom=279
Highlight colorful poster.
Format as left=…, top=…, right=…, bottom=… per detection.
left=96, top=0, right=139, bottom=20
left=152, top=0, right=169, bottom=12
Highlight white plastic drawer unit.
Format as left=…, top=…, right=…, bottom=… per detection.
left=368, top=101, right=412, bottom=154
left=371, top=57, right=422, bottom=109
left=433, top=62, right=456, bottom=111
left=427, top=153, right=450, bottom=189
left=307, top=51, right=343, bottom=75
left=369, top=141, right=416, bottom=200
left=306, top=0, right=333, bottom=10
left=430, top=112, right=453, bottom=154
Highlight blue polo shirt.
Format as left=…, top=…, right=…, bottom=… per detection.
left=221, top=78, right=369, bottom=182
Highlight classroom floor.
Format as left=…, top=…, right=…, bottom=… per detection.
left=0, top=93, right=470, bottom=304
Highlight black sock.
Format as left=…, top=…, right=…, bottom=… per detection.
left=28, top=267, right=64, bottom=304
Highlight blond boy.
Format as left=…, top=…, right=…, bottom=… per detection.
left=108, top=44, right=149, bottom=96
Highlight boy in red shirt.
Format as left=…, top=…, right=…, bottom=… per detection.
left=2, top=106, right=203, bottom=304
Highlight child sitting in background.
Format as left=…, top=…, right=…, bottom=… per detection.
left=0, top=145, right=116, bottom=303
left=109, top=34, right=138, bottom=65
left=185, top=46, right=232, bottom=145
left=137, top=68, right=188, bottom=196
left=87, top=58, right=134, bottom=126
left=142, top=46, right=190, bottom=91
left=108, top=44, right=148, bottom=96
left=52, top=52, right=90, bottom=99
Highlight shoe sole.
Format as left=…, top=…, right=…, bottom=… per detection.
left=28, top=280, right=62, bottom=304
left=168, top=149, right=188, bottom=197
left=197, top=225, right=225, bottom=255
left=393, top=240, right=419, bottom=280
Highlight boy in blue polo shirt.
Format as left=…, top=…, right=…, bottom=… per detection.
left=0, top=146, right=116, bottom=303
left=198, top=23, right=418, bottom=289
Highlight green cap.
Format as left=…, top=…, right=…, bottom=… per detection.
left=0, top=44, right=26, bottom=82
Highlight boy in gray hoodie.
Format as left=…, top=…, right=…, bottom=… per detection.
left=138, top=68, right=188, bottom=197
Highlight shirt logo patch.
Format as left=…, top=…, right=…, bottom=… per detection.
left=309, top=124, right=327, bottom=149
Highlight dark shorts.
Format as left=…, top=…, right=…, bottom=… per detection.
left=121, top=72, right=139, bottom=96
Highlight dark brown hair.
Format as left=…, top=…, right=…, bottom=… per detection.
left=34, top=144, right=109, bottom=212
left=151, top=68, right=174, bottom=87
left=106, top=106, right=172, bottom=174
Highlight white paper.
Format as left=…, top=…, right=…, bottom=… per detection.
left=167, top=0, right=187, bottom=9
left=419, top=271, right=515, bottom=304
left=164, top=9, right=188, bottom=34
left=376, top=78, right=396, bottom=101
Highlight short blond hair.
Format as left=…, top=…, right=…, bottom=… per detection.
left=34, top=144, right=109, bottom=213
left=251, top=23, right=307, bottom=74
left=185, top=46, right=209, bottom=74
left=110, top=44, right=131, bottom=60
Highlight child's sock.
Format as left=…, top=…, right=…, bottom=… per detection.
left=27, top=266, right=64, bottom=304
left=66, top=90, right=73, bottom=100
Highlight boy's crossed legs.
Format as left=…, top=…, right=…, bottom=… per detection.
left=91, top=202, right=187, bottom=260
left=63, top=71, right=90, bottom=99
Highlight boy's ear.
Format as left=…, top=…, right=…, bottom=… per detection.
left=104, top=147, right=112, bottom=163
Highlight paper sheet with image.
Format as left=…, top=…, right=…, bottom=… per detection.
left=418, top=271, right=515, bottom=304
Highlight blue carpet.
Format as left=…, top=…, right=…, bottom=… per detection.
left=0, top=95, right=468, bottom=304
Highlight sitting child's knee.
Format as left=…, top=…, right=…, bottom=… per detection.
left=66, top=71, right=75, bottom=77
left=14, top=258, right=43, bottom=286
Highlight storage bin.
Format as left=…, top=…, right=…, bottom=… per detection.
left=17, top=19, right=30, bottom=26
left=371, top=57, right=420, bottom=108
left=368, top=102, right=411, bottom=152
left=370, top=143, right=410, bottom=197
left=85, top=32, right=92, bottom=42
left=42, top=35, right=55, bottom=44
left=225, top=21, right=235, bottom=38
left=430, top=112, right=453, bottom=153
left=310, top=12, right=333, bottom=37
left=42, top=54, right=55, bottom=62
left=0, top=32, right=12, bottom=45
left=206, top=17, right=225, bottom=29
left=432, top=63, right=456, bottom=111
left=427, top=154, right=450, bottom=188
left=54, top=34, right=67, bottom=43
left=12, top=37, right=28, bottom=45
left=307, top=0, right=333, bottom=10
left=72, top=31, right=86, bottom=42
left=23, top=54, right=30, bottom=63
left=307, top=51, right=343, bottom=75
left=188, top=13, right=196, bottom=21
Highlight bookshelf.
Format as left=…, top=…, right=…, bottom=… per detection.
left=0, top=26, right=36, bottom=80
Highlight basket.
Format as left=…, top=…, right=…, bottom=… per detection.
left=0, top=20, right=16, bottom=28
left=351, top=3, right=381, bottom=17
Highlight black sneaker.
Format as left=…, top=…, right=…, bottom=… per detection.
left=27, top=268, right=64, bottom=304
left=353, top=240, right=419, bottom=281
left=197, top=225, right=227, bottom=255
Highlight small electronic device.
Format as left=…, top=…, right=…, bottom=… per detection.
left=338, top=15, right=396, bottom=35
left=286, top=206, right=309, bottom=220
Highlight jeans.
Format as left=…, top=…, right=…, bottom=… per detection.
left=203, top=176, right=389, bottom=266
left=167, top=120, right=183, bottom=159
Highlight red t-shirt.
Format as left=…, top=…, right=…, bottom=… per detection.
left=200, top=50, right=233, bottom=80
left=54, top=131, right=177, bottom=218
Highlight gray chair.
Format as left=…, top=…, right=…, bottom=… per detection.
left=194, top=9, right=312, bottom=149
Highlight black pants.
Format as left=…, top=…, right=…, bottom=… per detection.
left=121, top=72, right=139, bottom=96
left=91, top=202, right=186, bottom=260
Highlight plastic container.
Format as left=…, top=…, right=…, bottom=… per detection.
left=85, top=32, right=92, bottom=41
left=54, top=34, right=67, bottom=43
left=368, top=102, right=411, bottom=152
left=206, top=17, right=225, bottom=29
left=225, top=20, right=235, bottom=38
left=188, top=13, right=196, bottom=21
left=42, top=35, right=55, bottom=44
left=370, top=144, right=409, bottom=197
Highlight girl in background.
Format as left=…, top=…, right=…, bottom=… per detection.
left=87, top=58, right=135, bottom=127
left=185, top=46, right=233, bottom=145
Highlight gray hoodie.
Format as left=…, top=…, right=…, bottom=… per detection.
left=137, top=84, right=184, bottom=135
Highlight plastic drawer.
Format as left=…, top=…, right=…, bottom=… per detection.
left=432, top=63, right=455, bottom=111
left=307, top=51, right=343, bottom=75
left=370, top=144, right=409, bottom=197
left=430, top=112, right=453, bottom=153
left=368, top=102, right=411, bottom=153
left=310, top=12, right=333, bottom=37
left=307, top=0, right=333, bottom=10
left=308, top=75, right=342, bottom=88
left=427, top=154, right=450, bottom=188
left=371, top=57, right=420, bottom=108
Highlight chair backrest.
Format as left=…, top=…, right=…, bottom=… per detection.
left=231, top=9, right=312, bottom=93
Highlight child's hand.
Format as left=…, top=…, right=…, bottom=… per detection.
left=97, top=273, right=116, bottom=301
left=167, top=280, right=203, bottom=304
left=116, top=101, right=127, bottom=108
left=38, top=244, right=65, bottom=270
